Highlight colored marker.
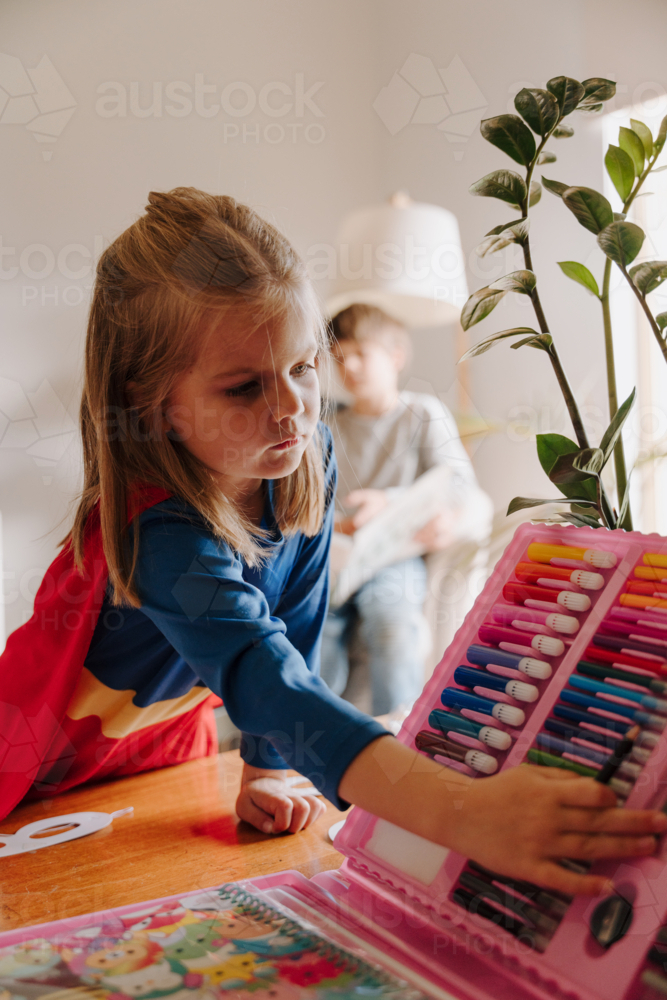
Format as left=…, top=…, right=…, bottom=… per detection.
left=466, top=644, right=552, bottom=680
left=559, top=689, right=666, bottom=730
left=527, top=747, right=597, bottom=777
left=609, top=606, right=667, bottom=629
left=634, top=566, right=667, bottom=582
left=491, top=603, right=579, bottom=635
left=620, top=592, right=667, bottom=611
left=544, top=717, right=620, bottom=751
left=502, top=581, right=590, bottom=613
left=592, top=632, right=667, bottom=661
left=454, top=665, right=539, bottom=703
left=576, top=660, right=667, bottom=695
left=641, top=970, right=667, bottom=996
left=643, top=553, right=667, bottom=568
left=526, top=543, right=617, bottom=569
left=515, top=562, right=604, bottom=591
left=467, top=862, right=571, bottom=917
left=552, top=703, right=633, bottom=736
left=569, top=673, right=667, bottom=713
left=451, top=888, right=548, bottom=951
left=428, top=709, right=512, bottom=750
left=458, top=871, right=559, bottom=935
left=626, top=580, right=667, bottom=597
left=441, top=688, right=526, bottom=727
left=415, top=730, right=498, bottom=774
left=478, top=624, right=564, bottom=657
left=594, top=724, right=641, bottom=784
left=584, top=644, right=667, bottom=675
left=601, top=619, right=667, bottom=646
left=535, top=733, right=640, bottom=779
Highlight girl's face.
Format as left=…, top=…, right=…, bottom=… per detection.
left=164, top=308, right=320, bottom=498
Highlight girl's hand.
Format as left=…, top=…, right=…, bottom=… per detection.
left=236, top=764, right=326, bottom=835
left=413, top=509, right=454, bottom=552
left=451, top=764, right=667, bottom=896
left=338, top=489, right=389, bottom=534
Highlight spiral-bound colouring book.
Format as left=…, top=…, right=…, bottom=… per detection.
left=0, top=883, right=427, bottom=1000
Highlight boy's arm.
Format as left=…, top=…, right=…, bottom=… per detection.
left=339, top=735, right=667, bottom=896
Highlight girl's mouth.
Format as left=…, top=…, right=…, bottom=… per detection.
left=268, top=437, right=300, bottom=451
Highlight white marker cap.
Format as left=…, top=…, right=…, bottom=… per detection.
left=480, top=726, right=512, bottom=750
left=584, top=549, right=617, bottom=569
left=557, top=591, right=591, bottom=612
left=518, top=657, right=552, bottom=680
left=570, top=570, right=604, bottom=590
left=465, top=750, right=498, bottom=774
left=492, top=703, right=525, bottom=726
left=531, top=634, right=565, bottom=656
left=505, top=679, right=539, bottom=703
left=545, top=613, right=579, bottom=635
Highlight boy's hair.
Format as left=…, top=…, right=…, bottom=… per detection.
left=329, top=304, right=410, bottom=352
left=64, top=187, right=329, bottom=608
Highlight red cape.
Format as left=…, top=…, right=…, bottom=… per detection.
left=0, top=485, right=221, bottom=820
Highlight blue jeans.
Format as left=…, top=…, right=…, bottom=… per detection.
left=320, top=557, right=428, bottom=716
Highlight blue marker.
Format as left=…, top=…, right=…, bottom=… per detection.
left=466, top=644, right=552, bottom=680
left=454, top=666, right=538, bottom=703
left=442, top=688, right=525, bottom=727
left=544, top=718, right=618, bottom=751
left=536, top=733, right=608, bottom=767
left=559, top=689, right=665, bottom=730
left=429, top=708, right=512, bottom=750
left=552, top=704, right=630, bottom=735
left=569, top=673, right=667, bottom=714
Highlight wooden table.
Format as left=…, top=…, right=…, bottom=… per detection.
left=0, top=751, right=346, bottom=934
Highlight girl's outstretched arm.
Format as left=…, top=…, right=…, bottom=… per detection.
left=338, top=735, right=667, bottom=896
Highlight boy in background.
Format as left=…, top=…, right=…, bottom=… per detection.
left=322, top=303, right=488, bottom=716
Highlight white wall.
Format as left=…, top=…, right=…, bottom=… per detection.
left=2, top=0, right=667, bottom=639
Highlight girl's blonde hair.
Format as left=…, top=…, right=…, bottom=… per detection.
left=64, top=187, right=329, bottom=608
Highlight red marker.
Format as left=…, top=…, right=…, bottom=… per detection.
left=502, top=581, right=591, bottom=613
left=584, top=645, right=667, bottom=676
left=514, top=562, right=604, bottom=591
left=478, top=623, right=564, bottom=658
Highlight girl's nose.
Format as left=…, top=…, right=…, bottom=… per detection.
left=265, top=378, right=305, bottom=425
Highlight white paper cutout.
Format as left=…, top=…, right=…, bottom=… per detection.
left=0, top=807, right=133, bottom=856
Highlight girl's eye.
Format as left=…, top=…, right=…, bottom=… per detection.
left=225, top=381, right=259, bottom=397
left=292, top=363, right=316, bottom=377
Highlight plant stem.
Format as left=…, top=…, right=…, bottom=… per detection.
left=600, top=257, right=632, bottom=529
left=619, top=264, right=667, bottom=360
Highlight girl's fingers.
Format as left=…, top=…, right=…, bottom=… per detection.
left=237, top=797, right=275, bottom=834
left=556, top=832, right=658, bottom=861
left=250, top=788, right=293, bottom=833
left=562, top=806, right=667, bottom=836
left=554, top=776, right=618, bottom=808
left=287, top=796, right=311, bottom=833
left=529, top=862, right=615, bottom=898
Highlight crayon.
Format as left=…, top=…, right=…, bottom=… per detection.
left=466, top=644, right=552, bottom=679
left=416, top=730, right=498, bottom=774
left=428, top=709, right=512, bottom=750
left=491, top=604, right=579, bottom=635
left=643, top=553, right=667, bottom=568
left=583, top=644, right=667, bottom=675
left=620, top=592, right=667, bottom=611
left=568, top=673, right=667, bottom=713
left=478, top=624, right=564, bottom=657
left=595, top=725, right=641, bottom=785
left=502, top=581, right=590, bottom=613
left=559, top=689, right=666, bottom=730
left=441, top=688, right=526, bottom=727
left=592, top=632, right=667, bottom=661
left=515, top=562, right=604, bottom=591
left=576, top=659, right=667, bottom=695
left=526, top=543, right=617, bottom=569
left=454, top=665, right=539, bottom=703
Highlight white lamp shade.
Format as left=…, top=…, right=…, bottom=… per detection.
left=325, top=197, right=468, bottom=328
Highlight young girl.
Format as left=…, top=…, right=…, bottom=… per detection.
left=2, top=187, right=664, bottom=895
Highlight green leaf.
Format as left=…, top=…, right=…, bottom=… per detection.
left=557, top=511, right=604, bottom=528
left=619, top=126, right=645, bottom=176
left=485, top=217, right=526, bottom=236
left=578, top=78, right=616, bottom=108
left=469, top=169, right=528, bottom=209
left=652, top=165, right=667, bottom=174
left=546, top=76, right=585, bottom=116
left=599, top=388, right=636, bottom=464
left=562, top=187, right=614, bottom=235
left=537, top=150, right=557, bottom=164
left=514, top=88, right=560, bottom=136
left=507, top=496, right=597, bottom=516
left=618, top=469, right=633, bottom=528
left=553, top=124, right=574, bottom=138
left=460, top=287, right=507, bottom=331
left=613, top=212, right=627, bottom=221
left=631, top=119, right=654, bottom=158
left=579, top=103, right=604, bottom=115
left=597, top=221, right=645, bottom=267
left=542, top=176, right=570, bottom=197
left=480, top=114, right=536, bottom=166
left=654, top=115, right=667, bottom=156
left=557, top=261, right=600, bottom=297
left=656, top=312, right=667, bottom=330
left=510, top=333, right=553, bottom=352
left=458, top=327, right=538, bottom=360
left=629, top=261, right=667, bottom=294
left=529, top=181, right=542, bottom=207
left=490, top=270, right=536, bottom=294
left=536, top=433, right=598, bottom=503
left=550, top=451, right=598, bottom=484
left=573, top=447, right=605, bottom=476
left=605, top=145, right=635, bottom=201
left=476, top=219, right=530, bottom=257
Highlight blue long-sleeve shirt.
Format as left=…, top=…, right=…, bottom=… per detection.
left=82, top=426, right=388, bottom=807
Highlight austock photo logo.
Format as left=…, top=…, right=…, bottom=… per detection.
left=373, top=53, right=487, bottom=158
left=0, top=53, right=76, bottom=161
left=0, top=376, right=76, bottom=483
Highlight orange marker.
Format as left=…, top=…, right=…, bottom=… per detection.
left=643, top=553, right=667, bottom=568
left=634, top=567, right=667, bottom=582
left=620, top=593, right=667, bottom=611
left=527, top=543, right=617, bottom=569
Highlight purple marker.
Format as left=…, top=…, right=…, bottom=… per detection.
left=442, top=687, right=525, bottom=727
left=467, top=644, right=552, bottom=680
